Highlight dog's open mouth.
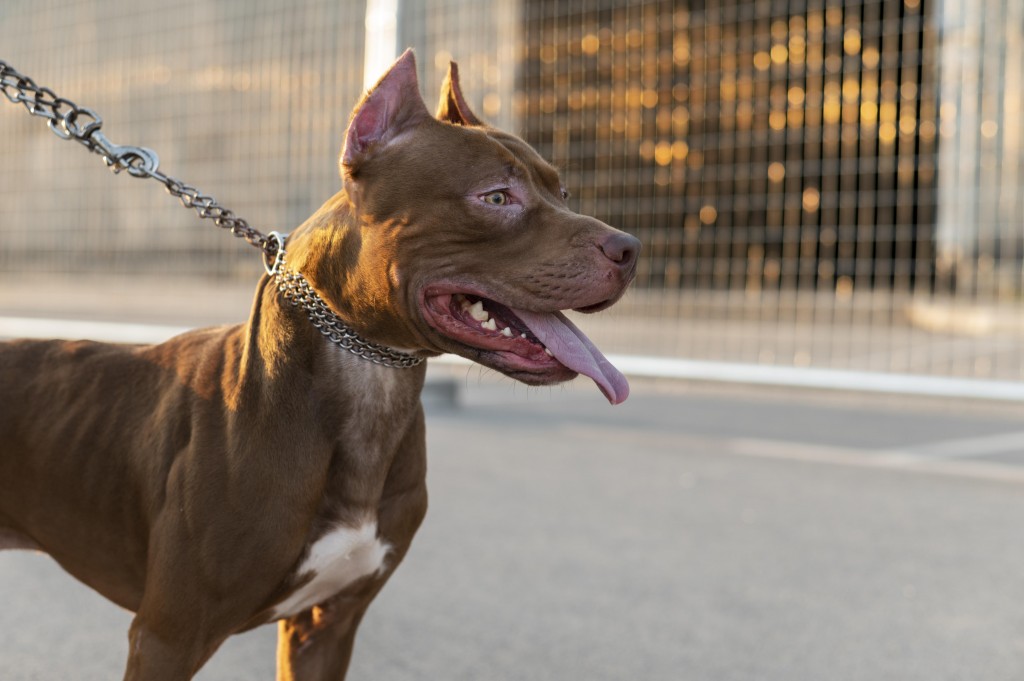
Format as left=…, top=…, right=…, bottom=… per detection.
left=422, top=291, right=629, bottom=404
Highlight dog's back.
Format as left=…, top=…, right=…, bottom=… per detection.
left=0, top=329, right=242, bottom=603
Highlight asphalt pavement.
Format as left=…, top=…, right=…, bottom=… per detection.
left=2, top=374, right=1024, bottom=680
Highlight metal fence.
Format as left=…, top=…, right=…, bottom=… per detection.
left=1, top=0, right=1022, bottom=385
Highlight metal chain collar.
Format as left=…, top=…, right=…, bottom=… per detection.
left=274, top=258, right=423, bottom=369
left=0, top=59, right=279, bottom=260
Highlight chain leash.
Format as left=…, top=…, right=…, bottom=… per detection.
left=1, top=59, right=422, bottom=369
left=0, top=59, right=279, bottom=263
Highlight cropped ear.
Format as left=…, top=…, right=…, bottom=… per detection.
left=436, top=61, right=483, bottom=126
left=341, top=49, right=431, bottom=175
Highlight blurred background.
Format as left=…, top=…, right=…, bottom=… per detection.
left=1, top=0, right=1022, bottom=388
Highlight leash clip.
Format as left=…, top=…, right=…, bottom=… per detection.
left=89, top=130, right=161, bottom=178
left=263, top=231, right=288, bottom=276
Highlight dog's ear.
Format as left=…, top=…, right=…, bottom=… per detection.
left=436, top=61, right=483, bottom=126
left=342, top=49, right=431, bottom=175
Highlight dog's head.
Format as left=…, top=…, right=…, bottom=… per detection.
left=289, top=50, right=640, bottom=404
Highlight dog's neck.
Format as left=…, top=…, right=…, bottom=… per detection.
left=278, top=190, right=429, bottom=354
left=270, top=189, right=432, bottom=369
left=273, top=260, right=422, bottom=368
left=241, top=270, right=427, bottom=420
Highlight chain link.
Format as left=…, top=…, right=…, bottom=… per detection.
left=275, top=260, right=423, bottom=369
left=0, top=59, right=278, bottom=259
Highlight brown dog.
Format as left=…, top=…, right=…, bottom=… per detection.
left=0, top=50, right=639, bottom=680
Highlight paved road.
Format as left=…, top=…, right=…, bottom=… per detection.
left=2, top=376, right=1024, bottom=680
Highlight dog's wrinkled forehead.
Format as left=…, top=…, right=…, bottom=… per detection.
left=427, top=127, right=565, bottom=202
left=483, top=130, right=564, bottom=194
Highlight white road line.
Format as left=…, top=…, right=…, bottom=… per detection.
left=3, top=316, right=1023, bottom=404
left=440, top=354, right=1024, bottom=403
left=0, top=316, right=190, bottom=344
left=603, top=355, right=1024, bottom=403
left=904, top=431, right=1024, bottom=459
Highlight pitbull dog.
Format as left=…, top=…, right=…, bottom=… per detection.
left=0, top=50, right=639, bottom=680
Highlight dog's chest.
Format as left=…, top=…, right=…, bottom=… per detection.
left=271, top=522, right=390, bottom=619
left=269, top=353, right=420, bottom=620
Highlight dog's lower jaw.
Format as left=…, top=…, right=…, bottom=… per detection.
left=466, top=344, right=580, bottom=386
left=419, top=294, right=571, bottom=376
left=417, top=287, right=629, bottom=403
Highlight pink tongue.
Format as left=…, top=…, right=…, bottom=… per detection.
left=510, top=308, right=629, bottom=405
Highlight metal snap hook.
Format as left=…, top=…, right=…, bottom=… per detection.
left=263, top=231, right=289, bottom=276
left=89, top=130, right=161, bottom=177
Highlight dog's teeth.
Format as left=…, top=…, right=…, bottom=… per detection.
left=481, top=318, right=497, bottom=331
left=468, top=300, right=489, bottom=322
left=501, top=327, right=513, bottom=337
left=544, top=348, right=553, bottom=356
left=521, top=333, right=527, bottom=339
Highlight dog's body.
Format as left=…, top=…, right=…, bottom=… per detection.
left=0, top=51, right=638, bottom=680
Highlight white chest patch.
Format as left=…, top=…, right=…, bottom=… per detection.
left=271, top=522, right=390, bottom=619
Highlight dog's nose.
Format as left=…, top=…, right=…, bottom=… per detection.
left=598, top=232, right=641, bottom=270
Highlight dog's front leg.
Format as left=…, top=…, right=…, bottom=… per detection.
left=123, top=616, right=227, bottom=681
left=275, top=594, right=373, bottom=681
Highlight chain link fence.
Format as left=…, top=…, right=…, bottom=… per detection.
left=1, top=0, right=1021, bottom=385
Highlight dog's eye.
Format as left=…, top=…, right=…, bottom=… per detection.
left=560, top=188, right=570, bottom=201
left=481, top=191, right=509, bottom=206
